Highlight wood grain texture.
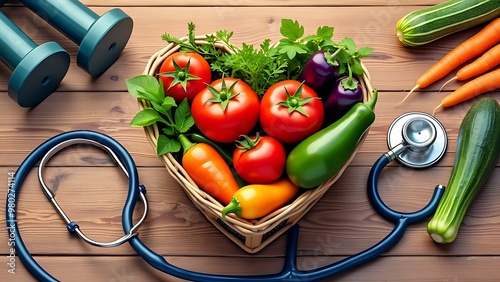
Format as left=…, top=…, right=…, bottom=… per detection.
left=4, top=0, right=448, bottom=7
left=3, top=255, right=500, bottom=281
left=0, top=1, right=499, bottom=282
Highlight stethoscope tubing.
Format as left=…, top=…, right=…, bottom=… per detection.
left=6, top=130, right=141, bottom=282
left=121, top=154, right=445, bottom=281
left=368, top=155, right=446, bottom=224
left=7, top=130, right=446, bottom=282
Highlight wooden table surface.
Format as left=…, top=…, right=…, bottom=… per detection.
left=1, top=1, right=499, bottom=281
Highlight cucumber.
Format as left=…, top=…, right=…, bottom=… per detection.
left=427, top=98, right=500, bottom=244
left=396, top=0, right=500, bottom=46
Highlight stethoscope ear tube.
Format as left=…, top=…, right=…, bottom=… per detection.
left=6, top=130, right=142, bottom=282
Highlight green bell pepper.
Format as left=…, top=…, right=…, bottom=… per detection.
left=286, top=89, right=378, bottom=188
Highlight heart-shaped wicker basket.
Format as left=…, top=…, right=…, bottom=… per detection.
left=139, top=35, right=374, bottom=253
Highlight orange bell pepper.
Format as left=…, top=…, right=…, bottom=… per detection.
left=221, top=178, right=299, bottom=220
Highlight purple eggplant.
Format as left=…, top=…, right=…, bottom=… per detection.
left=297, top=50, right=340, bottom=97
left=323, top=76, right=364, bottom=125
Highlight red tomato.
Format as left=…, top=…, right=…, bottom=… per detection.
left=233, top=135, right=286, bottom=184
left=191, top=77, right=260, bottom=143
left=260, top=80, right=324, bottom=143
left=159, top=52, right=211, bottom=103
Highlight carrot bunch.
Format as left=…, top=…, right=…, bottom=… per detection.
left=399, top=18, right=500, bottom=113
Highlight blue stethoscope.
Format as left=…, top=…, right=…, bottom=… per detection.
left=6, top=112, right=448, bottom=281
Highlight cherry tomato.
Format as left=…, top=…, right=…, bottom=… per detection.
left=191, top=77, right=260, bottom=143
left=260, top=80, right=324, bottom=143
left=233, top=134, right=286, bottom=184
left=159, top=52, right=211, bottom=103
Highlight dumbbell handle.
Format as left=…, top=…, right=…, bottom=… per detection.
left=19, top=0, right=99, bottom=45
left=0, top=12, right=37, bottom=70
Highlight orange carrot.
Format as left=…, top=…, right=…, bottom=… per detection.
left=440, top=44, right=500, bottom=90
left=433, top=68, right=500, bottom=114
left=401, top=18, right=500, bottom=104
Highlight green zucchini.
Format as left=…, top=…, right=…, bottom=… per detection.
left=396, top=0, right=500, bottom=46
left=427, top=98, right=500, bottom=244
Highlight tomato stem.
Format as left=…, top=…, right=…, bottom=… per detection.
left=235, top=133, right=261, bottom=151
left=206, top=77, right=240, bottom=112
left=159, top=57, right=201, bottom=92
left=276, top=82, right=316, bottom=116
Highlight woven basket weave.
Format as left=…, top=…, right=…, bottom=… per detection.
left=140, top=35, right=374, bottom=253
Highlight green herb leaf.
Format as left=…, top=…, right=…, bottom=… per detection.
left=162, top=96, right=177, bottom=111
left=162, top=127, right=175, bottom=136
left=157, top=135, right=181, bottom=155
left=280, top=19, right=304, bottom=41
left=341, top=37, right=356, bottom=54
left=174, top=99, right=194, bottom=133
left=278, top=40, right=309, bottom=59
left=316, top=26, right=334, bottom=39
left=351, top=59, right=365, bottom=76
left=151, top=101, right=167, bottom=116
left=357, top=46, right=374, bottom=57
left=126, top=75, right=164, bottom=104
left=130, top=108, right=169, bottom=127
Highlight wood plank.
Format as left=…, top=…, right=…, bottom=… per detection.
left=3, top=0, right=447, bottom=7
left=2, top=166, right=500, bottom=257
left=0, top=6, right=493, bottom=92
left=2, top=255, right=500, bottom=281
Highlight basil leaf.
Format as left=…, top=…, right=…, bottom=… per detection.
left=358, top=46, right=374, bottom=57
left=126, top=75, right=163, bottom=103
left=174, top=99, right=195, bottom=133
left=157, top=135, right=181, bottom=155
left=130, top=108, right=168, bottom=127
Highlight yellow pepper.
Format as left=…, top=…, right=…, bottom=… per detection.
left=221, top=178, right=299, bottom=220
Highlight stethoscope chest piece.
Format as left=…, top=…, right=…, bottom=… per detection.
left=387, top=112, right=447, bottom=168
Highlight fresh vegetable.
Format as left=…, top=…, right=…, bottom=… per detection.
left=286, top=89, right=377, bottom=188
left=187, top=132, right=233, bottom=164
left=440, top=44, right=500, bottom=90
left=427, top=98, right=500, bottom=244
left=187, top=132, right=248, bottom=187
left=159, top=52, right=211, bottom=103
left=396, top=0, right=500, bottom=47
left=162, top=20, right=372, bottom=97
left=179, top=135, right=240, bottom=205
left=260, top=80, right=324, bottom=144
left=323, top=76, right=364, bottom=125
left=221, top=178, right=299, bottom=220
left=233, top=133, right=286, bottom=184
left=433, top=68, right=500, bottom=114
left=126, top=75, right=195, bottom=155
left=297, top=50, right=340, bottom=96
left=401, top=17, right=500, bottom=103
left=191, top=77, right=260, bottom=143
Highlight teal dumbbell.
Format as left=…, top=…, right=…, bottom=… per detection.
left=19, top=0, right=133, bottom=76
left=0, top=10, right=70, bottom=107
